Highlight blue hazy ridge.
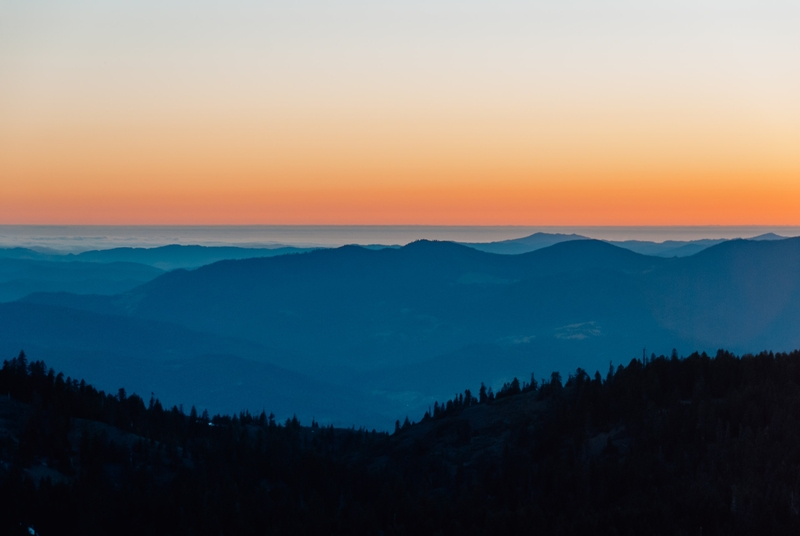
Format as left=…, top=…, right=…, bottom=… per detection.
left=6, top=235, right=800, bottom=428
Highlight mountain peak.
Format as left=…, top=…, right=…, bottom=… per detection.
left=750, top=232, right=787, bottom=241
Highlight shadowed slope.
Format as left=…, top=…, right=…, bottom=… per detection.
left=0, top=302, right=385, bottom=427
left=0, top=258, right=163, bottom=302
left=95, top=240, right=662, bottom=371
left=643, top=237, right=800, bottom=349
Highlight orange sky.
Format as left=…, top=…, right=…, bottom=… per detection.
left=1, top=1, right=799, bottom=225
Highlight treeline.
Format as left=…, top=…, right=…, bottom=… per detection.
left=0, top=351, right=388, bottom=536
left=422, top=371, right=555, bottom=421
left=5, top=349, right=800, bottom=534
left=388, top=349, right=800, bottom=535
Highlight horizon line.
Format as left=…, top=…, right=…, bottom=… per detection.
left=4, top=224, right=800, bottom=229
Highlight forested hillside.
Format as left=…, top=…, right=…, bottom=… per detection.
left=4, top=348, right=800, bottom=535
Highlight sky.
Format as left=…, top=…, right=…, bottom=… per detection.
left=1, top=0, right=799, bottom=225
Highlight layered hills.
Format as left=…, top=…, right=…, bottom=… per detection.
left=70, top=244, right=316, bottom=270
left=461, top=231, right=787, bottom=256
left=0, top=245, right=316, bottom=301
left=0, top=258, right=163, bottom=302
left=9, top=236, right=800, bottom=426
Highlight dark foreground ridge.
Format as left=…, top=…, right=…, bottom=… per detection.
left=4, top=349, right=800, bottom=534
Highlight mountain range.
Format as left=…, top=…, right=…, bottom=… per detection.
left=1, top=233, right=789, bottom=303
left=0, top=244, right=315, bottom=269
left=462, top=231, right=787, bottom=256
left=4, top=236, right=800, bottom=428
left=0, top=244, right=316, bottom=302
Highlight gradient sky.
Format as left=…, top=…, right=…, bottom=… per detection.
left=1, top=0, right=799, bottom=224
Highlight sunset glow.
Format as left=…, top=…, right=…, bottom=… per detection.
left=2, top=0, right=799, bottom=225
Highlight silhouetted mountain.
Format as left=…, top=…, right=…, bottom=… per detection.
left=0, top=258, right=163, bottom=302
left=751, top=232, right=787, bottom=241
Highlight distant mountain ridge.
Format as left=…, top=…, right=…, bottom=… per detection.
left=0, top=258, right=164, bottom=302
left=460, top=231, right=791, bottom=257
left=0, top=244, right=319, bottom=303
left=1, top=244, right=317, bottom=269
left=462, top=232, right=587, bottom=254
left=72, top=244, right=317, bottom=270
